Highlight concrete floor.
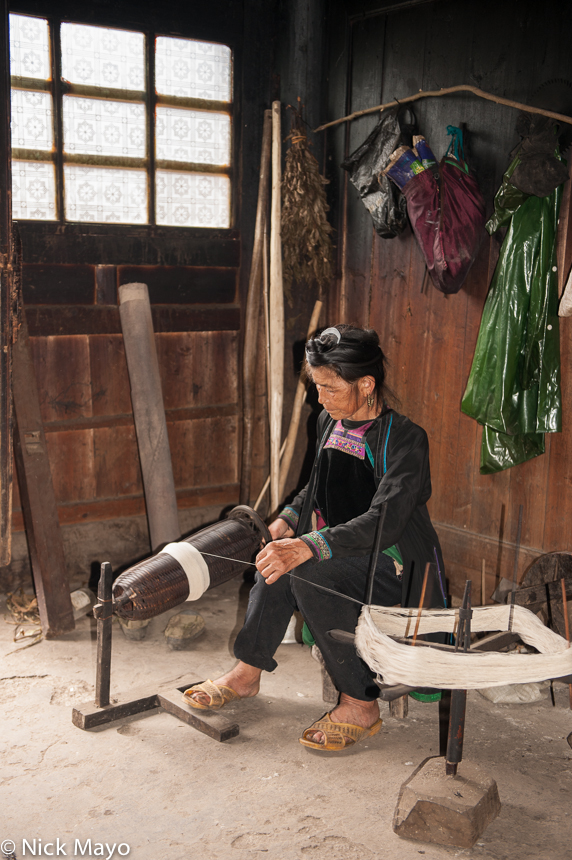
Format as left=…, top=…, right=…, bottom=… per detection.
left=1, top=578, right=571, bottom=860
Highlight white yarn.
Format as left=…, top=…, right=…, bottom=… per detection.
left=354, top=604, right=572, bottom=689
left=159, top=542, right=210, bottom=601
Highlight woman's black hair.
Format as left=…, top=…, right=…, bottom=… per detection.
left=304, top=324, right=388, bottom=405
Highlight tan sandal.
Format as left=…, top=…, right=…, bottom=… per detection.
left=299, top=712, right=382, bottom=751
left=181, top=679, right=241, bottom=711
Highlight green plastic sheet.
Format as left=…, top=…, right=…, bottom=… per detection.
left=461, top=156, right=562, bottom=474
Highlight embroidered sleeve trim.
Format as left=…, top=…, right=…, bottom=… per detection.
left=278, top=505, right=299, bottom=531
left=300, top=530, right=332, bottom=561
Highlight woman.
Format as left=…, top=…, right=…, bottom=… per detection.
left=184, top=324, right=446, bottom=750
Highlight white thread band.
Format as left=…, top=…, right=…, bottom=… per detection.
left=159, top=541, right=210, bottom=601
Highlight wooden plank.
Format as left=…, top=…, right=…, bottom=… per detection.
left=118, top=266, right=237, bottom=304
left=25, top=305, right=241, bottom=337
left=46, top=429, right=96, bottom=504
left=23, top=264, right=95, bottom=304
left=19, top=222, right=241, bottom=267
left=94, top=425, right=142, bottom=500
left=72, top=693, right=160, bottom=730
left=88, top=334, right=131, bottom=417
left=12, top=318, right=74, bottom=637
left=158, top=688, right=240, bottom=742
left=95, top=266, right=117, bottom=305
left=12, top=482, right=239, bottom=531
left=30, top=334, right=92, bottom=424
left=41, top=403, right=238, bottom=434
left=155, top=331, right=239, bottom=410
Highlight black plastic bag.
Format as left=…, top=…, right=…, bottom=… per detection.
left=342, top=108, right=415, bottom=238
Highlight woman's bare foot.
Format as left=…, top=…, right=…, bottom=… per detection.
left=188, top=661, right=262, bottom=707
left=305, top=693, right=380, bottom=745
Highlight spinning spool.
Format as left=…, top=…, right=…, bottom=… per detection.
left=113, top=506, right=270, bottom=621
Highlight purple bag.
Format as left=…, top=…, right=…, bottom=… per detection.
left=403, top=157, right=486, bottom=294
left=386, top=129, right=486, bottom=294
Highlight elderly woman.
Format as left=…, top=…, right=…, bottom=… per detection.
left=184, top=324, right=445, bottom=750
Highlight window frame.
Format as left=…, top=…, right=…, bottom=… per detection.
left=10, top=11, right=237, bottom=231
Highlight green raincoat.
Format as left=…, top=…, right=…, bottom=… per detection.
left=461, top=156, right=562, bottom=474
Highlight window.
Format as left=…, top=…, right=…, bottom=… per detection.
left=9, top=14, right=232, bottom=228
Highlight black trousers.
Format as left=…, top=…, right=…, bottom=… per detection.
left=233, top=553, right=401, bottom=701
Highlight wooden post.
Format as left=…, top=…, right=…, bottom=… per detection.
left=95, top=562, right=113, bottom=708
left=269, top=100, right=284, bottom=514
left=240, top=109, right=272, bottom=505
left=278, top=299, right=323, bottom=499
left=0, top=0, right=13, bottom=566
left=12, top=315, right=74, bottom=637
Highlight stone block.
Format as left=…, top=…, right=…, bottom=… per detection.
left=393, top=756, right=501, bottom=848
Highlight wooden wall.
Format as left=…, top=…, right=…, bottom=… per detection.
left=323, top=0, right=572, bottom=598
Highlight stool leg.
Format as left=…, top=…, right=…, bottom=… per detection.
left=389, top=693, right=409, bottom=719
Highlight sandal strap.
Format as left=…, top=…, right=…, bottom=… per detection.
left=187, top=679, right=239, bottom=709
left=301, top=712, right=382, bottom=749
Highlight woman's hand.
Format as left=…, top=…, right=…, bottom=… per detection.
left=267, top=518, right=294, bottom=541
left=255, top=538, right=313, bottom=584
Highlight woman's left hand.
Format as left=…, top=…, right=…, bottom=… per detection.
left=255, top=538, right=313, bottom=584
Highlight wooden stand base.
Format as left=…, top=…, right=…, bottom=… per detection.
left=73, top=564, right=239, bottom=743
left=72, top=681, right=239, bottom=743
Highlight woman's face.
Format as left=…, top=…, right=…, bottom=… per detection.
left=309, top=366, right=373, bottom=421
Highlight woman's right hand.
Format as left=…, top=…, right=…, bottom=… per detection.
left=267, top=518, right=294, bottom=541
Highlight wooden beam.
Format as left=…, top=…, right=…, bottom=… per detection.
left=24, top=304, right=240, bottom=337
left=12, top=317, right=74, bottom=637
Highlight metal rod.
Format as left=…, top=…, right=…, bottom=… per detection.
left=508, top=504, right=524, bottom=632
left=366, top=504, right=388, bottom=606
left=446, top=580, right=472, bottom=776
left=95, top=562, right=113, bottom=708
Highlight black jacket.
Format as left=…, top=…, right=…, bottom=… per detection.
left=284, top=408, right=446, bottom=609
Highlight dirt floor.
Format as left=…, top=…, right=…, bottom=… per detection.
left=1, top=577, right=571, bottom=860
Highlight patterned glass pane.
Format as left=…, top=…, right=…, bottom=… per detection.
left=12, top=161, right=56, bottom=220
left=9, top=14, right=51, bottom=80
left=11, top=89, right=53, bottom=150
left=63, top=97, right=146, bottom=157
left=64, top=165, right=147, bottom=224
left=155, top=37, right=231, bottom=102
left=156, top=171, right=230, bottom=228
left=61, top=24, right=145, bottom=91
left=156, top=107, right=230, bottom=165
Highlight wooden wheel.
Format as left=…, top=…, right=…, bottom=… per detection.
left=518, top=552, right=572, bottom=639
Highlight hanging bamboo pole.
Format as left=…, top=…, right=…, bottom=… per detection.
left=278, top=299, right=323, bottom=499
left=314, top=84, right=572, bottom=134
left=240, top=109, right=272, bottom=505
left=269, top=100, right=284, bottom=515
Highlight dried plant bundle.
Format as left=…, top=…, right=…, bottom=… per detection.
left=281, top=115, right=335, bottom=300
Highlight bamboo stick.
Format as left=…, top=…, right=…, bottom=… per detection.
left=269, top=100, right=284, bottom=515
left=239, top=110, right=272, bottom=505
left=278, top=299, right=323, bottom=499
left=314, top=84, right=572, bottom=134
left=253, top=438, right=287, bottom=513
left=411, top=563, right=431, bottom=646
left=561, top=577, right=572, bottom=710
